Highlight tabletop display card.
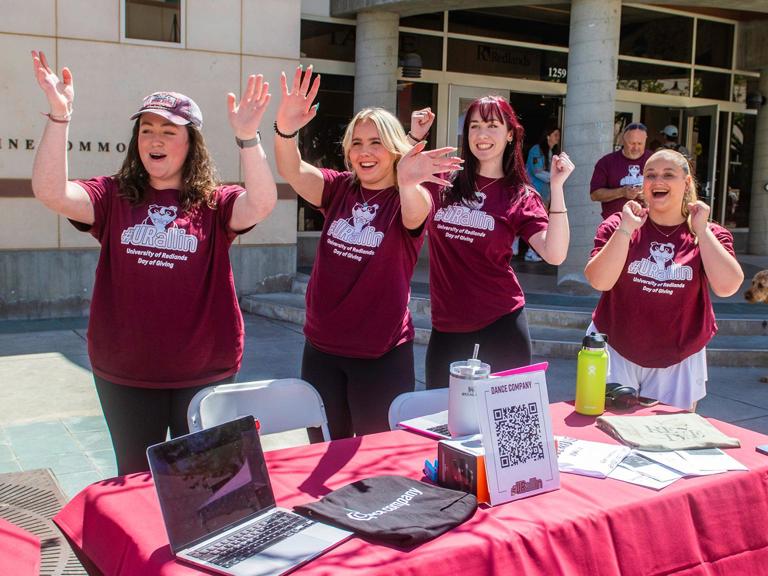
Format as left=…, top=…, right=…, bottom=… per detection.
left=474, top=364, right=559, bottom=506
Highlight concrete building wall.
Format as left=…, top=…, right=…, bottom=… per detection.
left=0, top=0, right=302, bottom=319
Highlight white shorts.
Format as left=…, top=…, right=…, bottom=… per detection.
left=586, top=322, right=707, bottom=410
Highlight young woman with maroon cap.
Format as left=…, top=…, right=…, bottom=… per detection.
left=30, top=50, right=277, bottom=474
left=423, top=95, right=574, bottom=389
left=585, top=148, right=743, bottom=411
left=273, top=65, right=461, bottom=440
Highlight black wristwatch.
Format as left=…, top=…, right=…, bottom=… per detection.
left=235, top=131, right=261, bottom=148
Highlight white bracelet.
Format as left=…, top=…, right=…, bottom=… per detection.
left=616, top=227, right=632, bottom=238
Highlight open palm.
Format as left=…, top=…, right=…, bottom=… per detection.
left=31, top=50, right=73, bottom=115
left=227, top=74, right=270, bottom=140
left=276, top=65, right=320, bottom=134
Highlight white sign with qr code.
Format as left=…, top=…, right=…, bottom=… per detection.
left=475, top=365, right=560, bottom=506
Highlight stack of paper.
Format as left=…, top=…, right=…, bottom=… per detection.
left=556, top=436, right=630, bottom=478
left=556, top=436, right=748, bottom=490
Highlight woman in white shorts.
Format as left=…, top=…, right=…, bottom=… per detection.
left=584, top=149, right=743, bottom=410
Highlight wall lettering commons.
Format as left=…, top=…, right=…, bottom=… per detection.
left=0, top=138, right=127, bottom=153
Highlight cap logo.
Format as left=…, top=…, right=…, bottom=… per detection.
left=142, top=93, right=179, bottom=111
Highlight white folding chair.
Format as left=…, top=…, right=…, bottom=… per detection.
left=187, top=378, right=331, bottom=441
left=388, top=388, right=449, bottom=431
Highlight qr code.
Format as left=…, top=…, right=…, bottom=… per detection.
left=493, top=402, right=544, bottom=468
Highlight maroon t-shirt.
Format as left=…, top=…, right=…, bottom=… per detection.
left=303, top=169, right=427, bottom=358
left=591, top=214, right=735, bottom=368
left=590, top=149, right=652, bottom=219
left=428, top=176, right=548, bottom=332
left=72, top=176, right=249, bottom=388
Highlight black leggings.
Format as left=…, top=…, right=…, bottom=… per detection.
left=301, top=340, right=416, bottom=441
left=94, top=374, right=236, bottom=475
left=425, top=309, right=532, bottom=390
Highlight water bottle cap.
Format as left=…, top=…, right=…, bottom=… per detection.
left=582, top=332, right=607, bottom=349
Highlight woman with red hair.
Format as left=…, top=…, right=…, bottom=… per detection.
left=424, top=95, right=574, bottom=388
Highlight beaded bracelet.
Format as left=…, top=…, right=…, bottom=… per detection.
left=549, top=210, right=568, bottom=214
left=407, top=131, right=425, bottom=143
left=616, top=227, right=632, bottom=238
left=273, top=121, right=299, bottom=139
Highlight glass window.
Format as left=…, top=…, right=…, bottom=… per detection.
left=695, top=20, right=734, bottom=68
left=726, top=113, right=755, bottom=228
left=298, top=74, right=354, bottom=232
left=693, top=71, right=731, bottom=100
left=399, top=33, right=443, bottom=72
left=300, top=20, right=355, bottom=62
left=617, top=61, right=690, bottom=95
left=400, top=12, right=444, bottom=31
left=448, top=39, right=568, bottom=83
left=448, top=5, right=571, bottom=48
left=124, top=0, right=182, bottom=43
left=396, top=82, right=438, bottom=144
left=619, top=7, right=692, bottom=63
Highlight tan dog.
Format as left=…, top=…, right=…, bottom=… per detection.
left=744, top=270, right=768, bottom=382
left=745, top=270, right=768, bottom=304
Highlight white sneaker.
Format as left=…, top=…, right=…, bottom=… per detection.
left=525, top=249, right=543, bottom=262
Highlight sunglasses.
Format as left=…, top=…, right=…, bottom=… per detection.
left=624, top=122, right=648, bottom=133
left=605, top=383, right=639, bottom=410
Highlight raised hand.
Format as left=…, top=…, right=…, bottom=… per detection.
left=31, top=50, right=73, bottom=117
left=688, top=200, right=710, bottom=236
left=409, top=107, right=435, bottom=141
left=549, top=152, right=575, bottom=188
left=621, top=199, right=648, bottom=232
left=396, top=141, right=463, bottom=189
left=227, top=74, right=270, bottom=140
left=276, top=65, right=320, bottom=134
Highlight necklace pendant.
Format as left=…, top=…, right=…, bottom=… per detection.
left=362, top=202, right=368, bottom=208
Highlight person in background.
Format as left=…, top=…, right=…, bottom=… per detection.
left=590, top=122, right=651, bottom=220
left=523, top=125, right=561, bottom=262
left=424, top=95, right=575, bottom=390
left=584, top=149, right=743, bottom=411
left=273, top=65, right=461, bottom=439
left=659, top=124, right=691, bottom=159
left=30, top=51, right=277, bottom=474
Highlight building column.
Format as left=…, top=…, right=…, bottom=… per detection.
left=353, top=11, right=399, bottom=113
left=748, top=67, right=768, bottom=255
left=557, top=0, right=622, bottom=292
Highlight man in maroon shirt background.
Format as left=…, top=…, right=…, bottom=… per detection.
left=590, top=122, right=652, bottom=220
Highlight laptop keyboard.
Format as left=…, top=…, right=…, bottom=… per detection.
left=427, top=423, right=450, bottom=437
left=189, top=511, right=315, bottom=569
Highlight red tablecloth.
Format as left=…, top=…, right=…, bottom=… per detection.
left=0, top=517, right=40, bottom=575
left=54, top=402, right=768, bottom=576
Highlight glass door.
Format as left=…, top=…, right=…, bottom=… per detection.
left=684, top=105, right=719, bottom=211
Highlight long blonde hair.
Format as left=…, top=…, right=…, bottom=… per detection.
left=341, top=108, right=411, bottom=186
left=644, top=148, right=698, bottom=233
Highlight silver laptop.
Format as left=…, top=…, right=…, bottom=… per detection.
left=398, top=410, right=450, bottom=440
left=147, top=415, right=352, bottom=576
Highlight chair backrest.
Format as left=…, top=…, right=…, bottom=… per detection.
left=388, top=388, right=449, bottom=431
left=187, top=378, right=331, bottom=441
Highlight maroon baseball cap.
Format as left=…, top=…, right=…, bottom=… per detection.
left=130, top=92, right=203, bottom=129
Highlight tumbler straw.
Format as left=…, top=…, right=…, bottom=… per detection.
left=472, top=343, right=479, bottom=360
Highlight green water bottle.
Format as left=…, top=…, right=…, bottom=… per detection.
left=575, top=333, right=609, bottom=416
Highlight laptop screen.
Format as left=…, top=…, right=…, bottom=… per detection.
left=148, top=416, right=276, bottom=553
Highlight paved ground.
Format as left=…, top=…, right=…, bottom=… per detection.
left=1, top=310, right=767, bottom=500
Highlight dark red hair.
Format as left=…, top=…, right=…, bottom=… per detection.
left=445, top=95, right=531, bottom=206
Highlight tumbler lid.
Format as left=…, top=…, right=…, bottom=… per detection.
left=582, top=332, right=607, bottom=349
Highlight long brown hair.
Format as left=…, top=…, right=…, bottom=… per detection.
left=115, top=121, right=219, bottom=211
